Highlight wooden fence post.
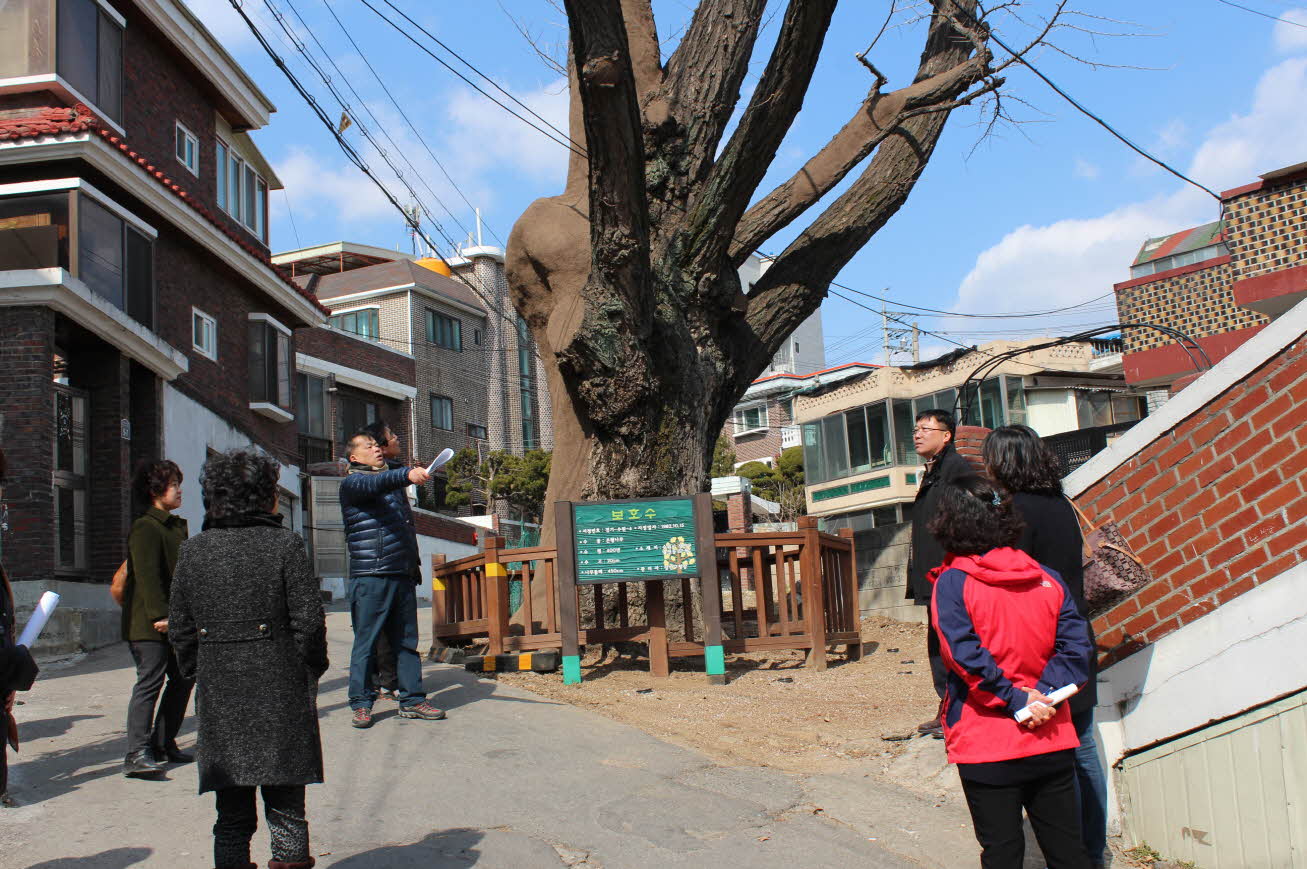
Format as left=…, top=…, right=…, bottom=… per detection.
left=798, top=516, right=827, bottom=670
left=839, top=527, right=862, bottom=661
left=430, top=553, right=448, bottom=657
left=483, top=535, right=508, bottom=656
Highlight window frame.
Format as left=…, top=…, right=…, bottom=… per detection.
left=175, top=121, right=199, bottom=176
left=732, top=402, right=768, bottom=437
left=191, top=306, right=217, bottom=361
left=430, top=394, right=454, bottom=431
left=328, top=307, right=380, bottom=342
left=247, top=313, right=293, bottom=419
left=425, top=308, right=462, bottom=351
left=467, top=422, right=488, bottom=441
left=215, top=138, right=268, bottom=242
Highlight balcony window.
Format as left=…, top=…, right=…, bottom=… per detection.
left=0, top=0, right=123, bottom=124
left=336, top=394, right=378, bottom=447
left=249, top=316, right=292, bottom=417
left=216, top=139, right=268, bottom=242
left=0, top=1, right=55, bottom=80
left=0, top=184, right=154, bottom=327
left=425, top=309, right=461, bottom=350
left=329, top=308, right=379, bottom=341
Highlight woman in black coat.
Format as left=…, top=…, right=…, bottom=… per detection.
left=983, top=425, right=1108, bottom=869
left=169, top=448, right=328, bottom=869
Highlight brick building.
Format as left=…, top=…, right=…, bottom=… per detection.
left=1113, top=161, right=1307, bottom=388
left=1064, top=296, right=1306, bottom=866
left=0, top=0, right=327, bottom=649
left=727, top=363, right=876, bottom=468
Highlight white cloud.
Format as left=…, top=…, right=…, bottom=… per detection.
left=272, top=146, right=392, bottom=224
left=940, top=55, right=1307, bottom=338
left=183, top=0, right=256, bottom=51
left=1273, top=8, right=1307, bottom=53
left=444, top=78, right=572, bottom=185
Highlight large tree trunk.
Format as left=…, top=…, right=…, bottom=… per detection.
left=507, top=1, right=1011, bottom=542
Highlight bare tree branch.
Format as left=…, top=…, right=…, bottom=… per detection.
left=677, top=0, right=839, bottom=280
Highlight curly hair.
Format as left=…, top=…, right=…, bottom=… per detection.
left=928, top=475, right=1026, bottom=556
left=982, top=425, right=1065, bottom=495
left=200, top=448, right=280, bottom=521
left=132, top=459, right=183, bottom=509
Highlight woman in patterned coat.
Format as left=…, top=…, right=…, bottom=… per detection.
left=169, top=448, right=328, bottom=869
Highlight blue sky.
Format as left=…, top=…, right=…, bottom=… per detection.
left=187, top=0, right=1307, bottom=366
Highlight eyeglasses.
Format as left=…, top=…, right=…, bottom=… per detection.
left=912, top=426, right=948, bottom=434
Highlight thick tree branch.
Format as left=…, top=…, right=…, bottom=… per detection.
left=560, top=0, right=656, bottom=423
left=662, top=0, right=767, bottom=185
left=678, top=0, right=838, bottom=278
left=730, top=1, right=995, bottom=263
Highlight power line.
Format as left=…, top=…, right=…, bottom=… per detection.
left=976, top=8, right=1221, bottom=200
left=356, top=0, right=586, bottom=159
left=1214, top=0, right=1307, bottom=28
left=319, top=0, right=505, bottom=247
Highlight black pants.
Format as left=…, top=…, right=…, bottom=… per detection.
left=960, top=766, right=1091, bottom=869
left=371, top=629, right=398, bottom=691
left=925, top=600, right=947, bottom=701
left=126, top=641, right=193, bottom=756
left=214, top=784, right=309, bottom=866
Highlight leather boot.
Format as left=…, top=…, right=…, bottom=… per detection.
left=268, top=859, right=315, bottom=868
left=123, top=750, right=164, bottom=778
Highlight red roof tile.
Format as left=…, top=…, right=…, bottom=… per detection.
left=0, top=104, right=328, bottom=319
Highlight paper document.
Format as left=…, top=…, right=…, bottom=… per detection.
left=18, top=591, right=60, bottom=648
left=1014, top=684, right=1079, bottom=723
left=426, top=448, right=455, bottom=475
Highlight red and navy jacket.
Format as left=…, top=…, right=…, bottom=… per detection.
left=929, top=547, right=1091, bottom=765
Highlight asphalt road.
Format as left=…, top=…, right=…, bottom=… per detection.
left=0, top=604, right=991, bottom=868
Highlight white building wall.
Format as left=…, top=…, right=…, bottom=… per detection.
left=162, top=384, right=303, bottom=535
left=1024, top=389, right=1078, bottom=436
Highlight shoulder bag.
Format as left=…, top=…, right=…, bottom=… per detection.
left=1068, top=499, right=1152, bottom=616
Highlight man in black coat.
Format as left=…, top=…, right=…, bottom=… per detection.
left=905, top=409, right=972, bottom=736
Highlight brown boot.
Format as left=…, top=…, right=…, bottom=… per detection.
left=268, top=860, right=315, bottom=869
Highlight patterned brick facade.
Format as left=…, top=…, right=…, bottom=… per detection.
left=1224, top=172, right=1307, bottom=281
left=1114, top=259, right=1266, bottom=354
left=1073, top=333, right=1307, bottom=669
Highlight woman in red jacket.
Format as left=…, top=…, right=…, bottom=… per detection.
left=929, top=475, right=1092, bottom=868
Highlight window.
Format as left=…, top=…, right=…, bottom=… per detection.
left=467, top=422, right=488, bottom=441
left=336, top=394, right=378, bottom=446
left=425, top=309, right=461, bottom=350
left=53, top=0, right=123, bottom=123
left=175, top=122, right=199, bottom=175
left=517, top=316, right=536, bottom=449
left=77, top=193, right=153, bottom=328
left=430, top=394, right=453, bottom=431
left=295, top=373, right=327, bottom=438
left=216, top=139, right=268, bottom=241
left=329, top=308, right=379, bottom=341
left=192, top=308, right=217, bottom=360
left=473, top=328, right=482, bottom=346
left=733, top=404, right=767, bottom=436
left=248, top=316, right=292, bottom=414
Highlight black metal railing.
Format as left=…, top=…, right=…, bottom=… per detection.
left=1044, top=421, right=1139, bottom=475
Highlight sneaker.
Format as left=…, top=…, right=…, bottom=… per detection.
left=351, top=707, right=374, bottom=729
left=397, top=701, right=446, bottom=720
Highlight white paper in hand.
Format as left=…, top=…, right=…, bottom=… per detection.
left=1014, top=684, right=1079, bottom=723
left=426, top=448, right=455, bottom=474
left=18, top=591, right=60, bottom=648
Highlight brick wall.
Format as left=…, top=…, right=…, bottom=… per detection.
left=730, top=393, right=795, bottom=466
left=116, top=0, right=266, bottom=250
left=1224, top=174, right=1307, bottom=281
left=0, top=307, right=56, bottom=585
left=1114, top=260, right=1267, bottom=355
left=1074, top=334, right=1307, bottom=668
left=298, top=325, right=416, bottom=457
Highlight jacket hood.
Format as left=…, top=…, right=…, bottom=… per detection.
left=928, top=547, right=1045, bottom=586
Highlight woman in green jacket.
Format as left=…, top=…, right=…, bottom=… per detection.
left=122, top=459, right=193, bottom=778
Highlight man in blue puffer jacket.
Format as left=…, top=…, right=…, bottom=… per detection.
left=340, top=430, right=446, bottom=728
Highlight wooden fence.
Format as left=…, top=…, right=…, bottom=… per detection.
left=431, top=517, right=861, bottom=673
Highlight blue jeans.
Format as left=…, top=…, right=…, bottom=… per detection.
left=348, top=576, right=424, bottom=710
left=1072, top=708, right=1109, bottom=866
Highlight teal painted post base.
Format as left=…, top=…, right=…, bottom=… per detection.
left=705, top=644, right=726, bottom=684
left=562, top=655, right=582, bottom=685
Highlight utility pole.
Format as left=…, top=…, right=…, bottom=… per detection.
left=881, top=304, right=920, bottom=366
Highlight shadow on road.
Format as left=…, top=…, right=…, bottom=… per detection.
left=20, top=714, right=102, bottom=741
left=24, top=846, right=152, bottom=867
left=329, top=828, right=484, bottom=867
left=13, top=732, right=173, bottom=805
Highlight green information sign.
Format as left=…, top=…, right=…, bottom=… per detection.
left=572, top=497, right=698, bottom=584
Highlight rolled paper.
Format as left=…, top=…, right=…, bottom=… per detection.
left=1014, top=683, right=1079, bottom=723
left=426, top=448, right=455, bottom=475
left=17, top=590, right=60, bottom=648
